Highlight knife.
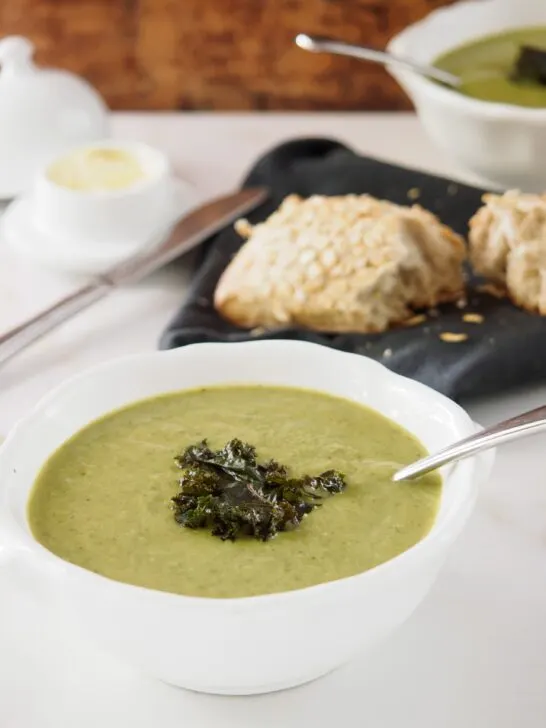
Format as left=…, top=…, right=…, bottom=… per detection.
left=0, top=187, right=268, bottom=367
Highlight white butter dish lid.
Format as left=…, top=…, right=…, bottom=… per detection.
left=0, top=36, right=109, bottom=199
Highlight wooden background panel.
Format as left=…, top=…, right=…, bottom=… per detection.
left=0, top=0, right=457, bottom=111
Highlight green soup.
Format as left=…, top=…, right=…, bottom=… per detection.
left=28, top=386, right=441, bottom=599
left=434, top=26, right=546, bottom=107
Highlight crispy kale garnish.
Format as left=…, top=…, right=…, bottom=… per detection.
left=171, top=438, right=346, bottom=541
left=511, top=46, right=546, bottom=86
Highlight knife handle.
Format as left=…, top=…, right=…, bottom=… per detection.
left=0, top=280, right=111, bottom=367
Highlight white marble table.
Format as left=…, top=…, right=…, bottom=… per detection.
left=1, top=113, right=546, bottom=727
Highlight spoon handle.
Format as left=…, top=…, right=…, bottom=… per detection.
left=295, top=33, right=460, bottom=88
left=393, top=404, right=546, bottom=482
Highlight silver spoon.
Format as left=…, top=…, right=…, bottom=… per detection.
left=295, top=33, right=460, bottom=89
left=393, top=404, right=546, bottom=482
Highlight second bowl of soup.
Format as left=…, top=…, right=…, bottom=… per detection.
left=388, top=0, right=546, bottom=190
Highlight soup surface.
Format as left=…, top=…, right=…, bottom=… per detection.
left=28, top=386, right=441, bottom=598
left=434, top=26, right=546, bottom=107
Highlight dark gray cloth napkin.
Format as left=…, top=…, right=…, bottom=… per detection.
left=160, top=138, right=546, bottom=401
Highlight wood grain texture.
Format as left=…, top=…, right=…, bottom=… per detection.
left=0, top=0, right=457, bottom=110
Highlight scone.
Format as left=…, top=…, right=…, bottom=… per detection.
left=214, top=194, right=466, bottom=333
left=469, top=190, right=546, bottom=314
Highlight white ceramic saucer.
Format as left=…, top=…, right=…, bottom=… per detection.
left=1, top=178, right=194, bottom=276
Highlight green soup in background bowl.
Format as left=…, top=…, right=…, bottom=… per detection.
left=0, top=341, right=493, bottom=694
left=434, top=26, right=546, bottom=108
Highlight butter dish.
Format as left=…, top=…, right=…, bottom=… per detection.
left=1, top=140, right=194, bottom=275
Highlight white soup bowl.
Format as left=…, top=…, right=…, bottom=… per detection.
left=388, top=0, right=546, bottom=191
left=0, top=341, right=492, bottom=695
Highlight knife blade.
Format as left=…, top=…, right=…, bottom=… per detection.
left=105, top=187, right=268, bottom=285
left=0, top=187, right=268, bottom=366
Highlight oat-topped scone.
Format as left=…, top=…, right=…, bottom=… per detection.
left=213, top=194, right=466, bottom=333
left=469, top=190, right=546, bottom=314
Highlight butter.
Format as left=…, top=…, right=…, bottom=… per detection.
left=47, top=146, right=147, bottom=191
